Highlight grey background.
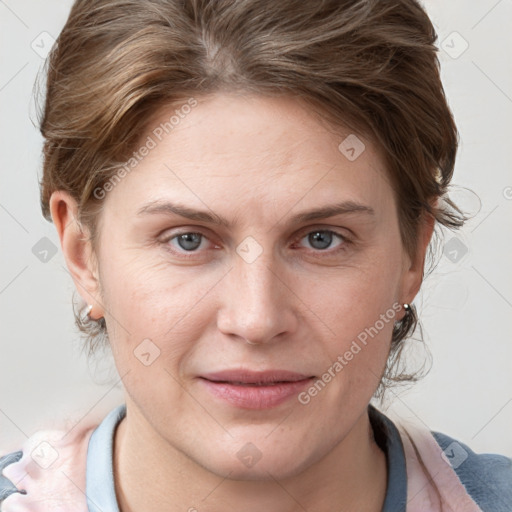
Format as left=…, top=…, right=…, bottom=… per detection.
left=1, top=0, right=511, bottom=456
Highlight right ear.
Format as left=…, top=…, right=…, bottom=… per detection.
left=49, top=191, right=104, bottom=319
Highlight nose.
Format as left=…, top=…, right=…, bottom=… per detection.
left=216, top=250, right=298, bottom=345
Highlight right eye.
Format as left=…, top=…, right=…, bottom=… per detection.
left=159, top=230, right=220, bottom=260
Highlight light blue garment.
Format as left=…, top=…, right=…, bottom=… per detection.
left=84, top=404, right=410, bottom=511
left=86, top=405, right=124, bottom=512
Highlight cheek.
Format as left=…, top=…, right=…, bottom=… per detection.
left=295, top=248, right=403, bottom=393
left=307, top=257, right=402, bottom=339
left=297, top=277, right=398, bottom=420
left=99, top=256, right=216, bottom=367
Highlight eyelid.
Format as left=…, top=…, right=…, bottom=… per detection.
left=294, top=224, right=352, bottom=240
left=158, top=228, right=219, bottom=248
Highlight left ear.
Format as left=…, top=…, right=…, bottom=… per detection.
left=399, top=203, right=436, bottom=308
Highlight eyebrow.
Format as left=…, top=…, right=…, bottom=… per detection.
left=136, top=200, right=375, bottom=227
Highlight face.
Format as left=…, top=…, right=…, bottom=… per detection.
left=67, top=93, right=423, bottom=479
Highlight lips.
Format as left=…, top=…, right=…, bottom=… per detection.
left=198, top=369, right=315, bottom=409
left=201, top=369, right=313, bottom=385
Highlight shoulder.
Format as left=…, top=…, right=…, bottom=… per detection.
left=0, top=415, right=104, bottom=510
left=431, top=430, right=512, bottom=511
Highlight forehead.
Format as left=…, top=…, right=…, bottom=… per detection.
left=105, top=92, right=395, bottom=220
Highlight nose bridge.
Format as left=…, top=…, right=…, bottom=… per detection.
left=218, top=244, right=295, bottom=344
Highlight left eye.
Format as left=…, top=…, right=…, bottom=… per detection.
left=169, top=232, right=208, bottom=252
left=297, top=230, right=346, bottom=251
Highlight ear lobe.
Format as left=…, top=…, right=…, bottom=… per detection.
left=49, top=191, right=104, bottom=317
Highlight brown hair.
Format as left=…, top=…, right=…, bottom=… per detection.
left=38, top=0, right=466, bottom=399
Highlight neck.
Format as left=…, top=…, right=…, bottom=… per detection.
left=114, top=404, right=387, bottom=512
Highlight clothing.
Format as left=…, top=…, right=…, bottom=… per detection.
left=0, top=403, right=511, bottom=511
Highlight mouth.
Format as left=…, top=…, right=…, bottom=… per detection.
left=198, top=369, right=315, bottom=409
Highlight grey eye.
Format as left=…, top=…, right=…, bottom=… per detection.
left=175, top=232, right=203, bottom=251
left=306, top=230, right=336, bottom=250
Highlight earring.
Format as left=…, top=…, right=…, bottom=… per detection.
left=86, top=304, right=93, bottom=317
left=403, top=303, right=411, bottom=314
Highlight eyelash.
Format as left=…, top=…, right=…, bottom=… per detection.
left=159, top=227, right=352, bottom=260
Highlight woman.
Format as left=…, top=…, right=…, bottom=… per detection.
left=1, top=0, right=510, bottom=510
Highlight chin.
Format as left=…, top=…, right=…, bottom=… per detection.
left=204, top=457, right=306, bottom=482
left=193, top=440, right=315, bottom=481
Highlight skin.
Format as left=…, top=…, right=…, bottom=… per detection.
left=51, top=92, right=434, bottom=512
